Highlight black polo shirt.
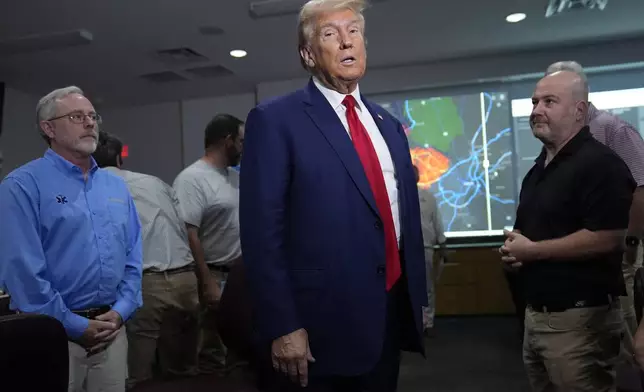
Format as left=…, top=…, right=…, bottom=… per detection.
left=514, top=126, right=635, bottom=304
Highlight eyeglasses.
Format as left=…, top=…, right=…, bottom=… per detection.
left=47, top=111, right=102, bottom=125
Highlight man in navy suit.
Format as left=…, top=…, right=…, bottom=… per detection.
left=239, top=0, right=426, bottom=390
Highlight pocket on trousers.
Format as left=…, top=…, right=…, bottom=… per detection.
left=592, top=306, right=624, bottom=358
left=547, top=307, right=603, bottom=331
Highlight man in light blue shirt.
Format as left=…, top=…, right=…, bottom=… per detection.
left=0, top=86, right=143, bottom=392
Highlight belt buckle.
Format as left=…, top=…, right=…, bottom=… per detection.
left=574, top=300, right=587, bottom=308
left=88, top=307, right=107, bottom=319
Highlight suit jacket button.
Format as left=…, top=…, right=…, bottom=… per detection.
left=374, top=220, right=382, bottom=230
left=377, top=265, right=385, bottom=276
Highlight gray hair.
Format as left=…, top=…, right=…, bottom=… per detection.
left=36, top=86, right=85, bottom=143
left=297, top=0, right=367, bottom=70
left=546, top=61, right=586, bottom=80
left=546, top=60, right=590, bottom=97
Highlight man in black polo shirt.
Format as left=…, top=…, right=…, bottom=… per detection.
left=500, top=70, right=635, bottom=391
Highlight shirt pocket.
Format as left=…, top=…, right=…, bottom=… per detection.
left=106, top=199, right=129, bottom=240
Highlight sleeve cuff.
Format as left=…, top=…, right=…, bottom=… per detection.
left=584, top=222, right=630, bottom=232
left=65, top=312, right=90, bottom=339
left=184, top=218, right=201, bottom=228
left=111, top=299, right=137, bottom=323
left=265, top=322, right=303, bottom=344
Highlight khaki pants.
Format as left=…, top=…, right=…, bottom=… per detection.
left=523, top=302, right=623, bottom=392
left=422, top=249, right=444, bottom=330
left=614, top=246, right=643, bottom=389
left=198, top=269, right=228, bottom=373
left=68, top=326, right=128, bottom=392
left=126, top=270, right=200, bottom=387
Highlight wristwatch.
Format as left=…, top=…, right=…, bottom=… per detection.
left=625, top=236, right=640, bottom=247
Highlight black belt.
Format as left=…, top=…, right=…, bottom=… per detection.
left=207, top=264, right=231, bottom=273
left=528, top=295, right=616, bottom=313
left=144, top=264, right=193, bottom=275
left=71, top=305, right=112, bottom=319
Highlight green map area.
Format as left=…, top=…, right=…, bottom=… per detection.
left=406, top=97, right=464, bottom=152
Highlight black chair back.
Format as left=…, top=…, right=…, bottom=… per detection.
left=0, top=314, right=69, bottom=391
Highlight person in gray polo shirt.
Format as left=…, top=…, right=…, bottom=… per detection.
left=173, top=113, right=245, bottom=374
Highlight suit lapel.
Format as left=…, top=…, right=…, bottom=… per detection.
left=362, top=98, right=406, bottom=178
left=302, top=80, right=379, bottom=216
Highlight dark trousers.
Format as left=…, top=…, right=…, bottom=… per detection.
left=259, top=278, right=415, bottom=392
left=504, top=269, right=526, bottom=341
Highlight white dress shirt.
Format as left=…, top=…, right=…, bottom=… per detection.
left=313, top=78, right=401, bottom=242
left=105, top=167, right=194, bottom=272
left=418, top=188, right=445, bottom=248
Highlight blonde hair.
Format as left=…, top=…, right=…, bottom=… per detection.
left=297, top=0, right=367, bottom=70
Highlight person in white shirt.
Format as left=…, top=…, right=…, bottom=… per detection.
left=414, top=166, right=448, bottom=335
left=93, top=131, right=201, bottom=387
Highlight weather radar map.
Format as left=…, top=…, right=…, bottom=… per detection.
left=380, top=92, right=517, bottom=237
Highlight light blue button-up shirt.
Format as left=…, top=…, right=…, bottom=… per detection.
left=0, top=149, right=143, bottom=338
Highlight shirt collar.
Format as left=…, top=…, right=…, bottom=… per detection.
left=535, top=126, right=593, bottom=165
left=44, top=148, right=99, bottom=176
left=312, top=77, right=364, bottom=112
left=103, top=166, right=122, bottom=175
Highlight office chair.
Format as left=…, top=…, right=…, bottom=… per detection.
left=0, top=293, right=11, bottom=317
left=0, top=313, right=69, bottom=391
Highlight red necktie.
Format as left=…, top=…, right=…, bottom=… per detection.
left=342, top=95, right=401, bottom=291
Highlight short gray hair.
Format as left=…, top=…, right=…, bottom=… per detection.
left=36, top=86, right=85, bottom=143
left=297, top=0, right=367, bottom=70
left=546, top=61, right=586, bottom=80
left=546, top=61, right=590, bottom=95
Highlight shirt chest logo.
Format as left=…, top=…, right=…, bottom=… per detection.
left=56, top=195, right=68, bottom=204
left=109, top=197, right=126, bottom=205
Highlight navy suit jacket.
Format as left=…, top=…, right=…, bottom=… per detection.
left=239, top=79, right=427, bottom=376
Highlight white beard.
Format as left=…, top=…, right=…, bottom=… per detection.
left=75, top=138, right=98, bottom=155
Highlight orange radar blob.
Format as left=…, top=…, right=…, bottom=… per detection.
left=411, top=147, right=450, bottom=188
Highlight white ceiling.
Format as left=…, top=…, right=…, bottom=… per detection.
left=1, top=0, right=644, bottom=107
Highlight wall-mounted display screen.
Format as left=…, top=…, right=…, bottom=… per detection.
left=380, top=92, right=516, bottom=237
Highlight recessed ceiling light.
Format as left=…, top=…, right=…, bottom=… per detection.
left=230, top=49, right=247, bottom=58
left=506, top=13, right=526, bottom=23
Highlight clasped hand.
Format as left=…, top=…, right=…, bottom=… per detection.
left=499, top=229, right=538, bottom=269
left=79, top=310, right=122, bottom=356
